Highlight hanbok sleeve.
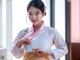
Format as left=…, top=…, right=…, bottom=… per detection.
left=11, top=28, right=28, bottom=58
left=50, top=30, right=68, bottom=60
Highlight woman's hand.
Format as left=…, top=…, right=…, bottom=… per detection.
left=32, top=49, right=55, bottom=59
left=16, top=38, right=31, bottom=48
left=32, top=49, right=48, bottom=56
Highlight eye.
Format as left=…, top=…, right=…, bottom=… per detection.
left=35, top=11, right=40, bottom=15
left=29, top=13, right=32, bottom=15
left=36, top=12, right=39, bottom=15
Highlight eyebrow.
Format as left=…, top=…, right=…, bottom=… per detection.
left=37, top=10, right=40, bottom=13
left=28, top=10, right=40, bottom=14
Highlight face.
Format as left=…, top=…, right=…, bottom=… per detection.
left=27, top=6, right=44, bottom=25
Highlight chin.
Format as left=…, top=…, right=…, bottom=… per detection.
left=33, top=22, right=38, bottom=25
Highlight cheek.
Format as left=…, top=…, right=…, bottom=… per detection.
left=29, top=16, right=31, bottom=19
left=29, top=16, right=33, bottom=21
left=37, top=15, right=42, bottom=20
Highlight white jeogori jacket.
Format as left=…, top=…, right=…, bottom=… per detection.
left=11, top=23, right=68, bottom=60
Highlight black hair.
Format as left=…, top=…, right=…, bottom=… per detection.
left=27, top=0, right=46, bottom=13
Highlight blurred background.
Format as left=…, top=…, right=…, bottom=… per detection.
left=0, top=0, right=80, bottom=60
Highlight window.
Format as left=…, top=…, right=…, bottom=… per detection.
left=55, top=0, right=66, bottom=60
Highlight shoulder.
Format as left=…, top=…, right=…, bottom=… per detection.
left=45, top=26, right=61, bottom=36
left=14, top=28, right=29, bottom=40
left=45, top=26, right=56, bottom=34
left=19, top=28, right=29, bottom=34
left=17, top=28, right=29, bottom=37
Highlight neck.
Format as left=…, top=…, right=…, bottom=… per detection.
left=33, top=21, right=43, bottom=32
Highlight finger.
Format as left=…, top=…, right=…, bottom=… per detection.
left=35, top=49, right=41, bottom=55
left=32, top=49, right=36, bottom=54
left=18, top=40, right=27, bottom=45
left=16, top=42, right=21, bottom=48
left=23, top=38, right=31, bottom=42
left=36, top=51, right=40, bottom=56
left=26, top=39, right=31, bottom=44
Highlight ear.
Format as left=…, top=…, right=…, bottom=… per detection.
left=42, top=12, right=46, bottom=16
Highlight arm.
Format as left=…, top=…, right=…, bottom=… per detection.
left=50, top=30, right=68, bottom=60
left=11, top=28, right=28, bottom=58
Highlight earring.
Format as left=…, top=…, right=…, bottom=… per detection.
left=44, top=12, right=46, bottom=15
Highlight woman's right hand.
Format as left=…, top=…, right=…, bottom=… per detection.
left=16, top=38, right=31, bottom=48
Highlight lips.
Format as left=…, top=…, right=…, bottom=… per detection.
left=31, top=19, right=36, bottom=22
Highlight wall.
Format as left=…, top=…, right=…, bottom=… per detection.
left=71, top=0, right=80, bottom=60
left=71, top=0, right=80, bottom=43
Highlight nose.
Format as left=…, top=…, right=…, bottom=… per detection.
left=32, top=15, right=36, bottom=21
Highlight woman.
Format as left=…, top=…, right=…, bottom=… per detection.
left=11, top=0, right=68, bottom=60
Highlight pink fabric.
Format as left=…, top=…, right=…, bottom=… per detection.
left=24, top=21, right=45, bottom=40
